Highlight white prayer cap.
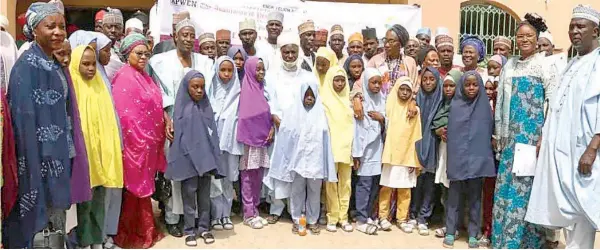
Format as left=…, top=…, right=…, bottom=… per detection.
left=572, top=4, right=600, bottom=25
left=539, top=31, right=553, bottom=44
left=175, top=18, right=195, bottom=33
left=125, top=18, right=143, bottom=32
left=239, top=19, right=257, bottom=32
left=0, top=14, right=8, bottom=29
left=267, top=11, right=284, bottom=23
left=435, top=27, right=449, bottom=38
left=277, top=31, right=300, bottom=48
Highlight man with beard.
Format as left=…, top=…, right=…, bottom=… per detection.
left=416, top=27, right=432, bottom=48
left=95, top=10, right=105, bottom=32
left=149, top=17, right=214, bottom=238
left=298, top=20, right=316, bottom=71
left=525, top=5, right=600, bottom=249
left=314, top=29, right=328, bottom=49
left=101, top=8, right=125, bottom=80
left=361, top=27, right=378, bottom=64
left=199, top=32, right=217, bottom=60
left=329, top=24, right=347, bottom=66
left=435, top=28, right=461, bottom=78
left=239, top=18, right=270, bottom=69
left=347, top=32, right=364, bottom=58
left=216, top=29, right=231, bottom=57
left=492, top=36, right=513, bottom=58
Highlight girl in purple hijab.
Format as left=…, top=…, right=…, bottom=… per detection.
left=236, top=57, right=273, bottom=229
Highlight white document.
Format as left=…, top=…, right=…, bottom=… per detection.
left=512, top=143, right=537, bottom=177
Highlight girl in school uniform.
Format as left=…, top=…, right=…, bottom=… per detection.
left=236, top=57, right=274, bottom=229
left=320, top=65, right=355, bottom=233
left=442, top=71, right=495, bottom=249
left=432, top=69, right=463, bottom=238
left=352, top=68, right=385, bottom=235
left=378, top=77, right=423, bottom=233
left=411, top=66, right=443, bottom=236
left=206, top=56, right=243, bottom=231
left=165, top=70, right=226, bottom=246
left=267, top=80, right=338, bottom=235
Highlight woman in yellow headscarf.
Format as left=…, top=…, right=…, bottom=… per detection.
left=314, top=47, right=338, bottom=92
left=69, top=45, right=123, bottom=248
left=319, top=65, right=354, bottom=233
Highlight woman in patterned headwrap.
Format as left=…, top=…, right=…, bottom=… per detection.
left=460, top=35, right=489, bottom=81
left=4, top=2, right=91, bottom=248
left=111, top=33, right=165, bottom=248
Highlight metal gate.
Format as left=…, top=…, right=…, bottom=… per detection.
left=459, top=3, right=520, bottom=56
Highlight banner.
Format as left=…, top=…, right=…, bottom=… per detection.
left=154, top=0, right=422, bottom=45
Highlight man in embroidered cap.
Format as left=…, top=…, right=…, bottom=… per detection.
left=216, top=29, right=231, bottom=57
left=149, top=17, right=214, bottom=238
left=199, top=32, right=216, bottom=60
left=152, top=11, right=190, bottom=55
left=102, top=7, right=124, bottom=46
left=298, top=20, right=316, bottom=70
left=435, top=30, right=461, bottom=78
left=492, top=36, right=512, bottom=58
left=125, top=18, right=143, bottom=36
left=239, top=18, right=270, bottom=69
left=329, top=24, right=347, bottom=66
left=538, top=31, right=555, bottom=56
left=526, top=5, right=600, bottom=249
left=362, top=27, right=378, bottom=62
left=347, top=32, right=363, bottom=57
left=95, top=10, right=106, bottom=32
left=314, top=29, right=328, bottom=50
left=416, top=27, right=431, bottom=48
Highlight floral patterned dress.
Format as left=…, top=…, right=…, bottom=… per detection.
left=492, top=53, right=557, bottom=249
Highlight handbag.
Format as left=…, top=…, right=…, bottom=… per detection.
left=32, top=228, right=65, bottom=249
left=152, top=172, right=172, bottom=203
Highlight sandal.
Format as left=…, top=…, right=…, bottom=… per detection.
left=211, top=219, right=223, bottom=231
left=398, top=221, right=414, bottom=233
left=200, top=232, right=215, bottom=244
left=244, top=217, right=264, bottom=229
left=222, top=217, right=234, bottom=230
left=292, top=224, right=299, bottom=234
left=340, top=222, right=354, bottom=232
left=356, top=222, right=377, bottom=235
left=435, top=227, right=446, bottom=238
left=417, top=223, right=429, bottom=236
left=326, top=223, right=337, bottom=232
left=185, top=235, right=197, bottom=247
left=258, top=216, right=269, bottom=226
left=308, top=224, right=321, bottom=235
left=267, top=214, right=280, bottom=224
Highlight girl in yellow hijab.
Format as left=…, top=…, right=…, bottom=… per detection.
left=314, top=47, right=338, bottom=92
left=378, top=77, right=422, bottom=233
left=69, top=45, right=124, bottom=248
left=320, top=65, right=354, bottom=233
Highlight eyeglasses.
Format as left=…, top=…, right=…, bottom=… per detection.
left=134, top=51, right=152, bottom=58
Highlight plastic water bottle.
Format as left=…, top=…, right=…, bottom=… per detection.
left=299, top=213, right=307, bottom=236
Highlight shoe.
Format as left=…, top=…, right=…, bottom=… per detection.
left=399, top=221, right=414, bottom=233
left=435, top=227, right=447, bottom=238
left=211, top=219, right=224, bottom=231
left=468, top=237, right=480, bottom=249
left=408, top=219, right=417, bottom=226
left=443, top=235, right=455, bottom=248
left=222, top=217, right=234, bottom=230
left=479, top=236, right=491, bottom=248
left=244, top=217, right=264, bottom=229
left=326, top=223, right=337, bottom=232
left=167, top=224, right=183, bottom=238
left=417, top=223, right=429, bottom=236
left=379, top=219, right=392, bottom=231
left=258, top=216, right=269, bottom=226
left=185, top=235, right=197, bottom=247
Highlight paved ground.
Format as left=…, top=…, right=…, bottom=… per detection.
left=151, top=214, right=600, bottom=249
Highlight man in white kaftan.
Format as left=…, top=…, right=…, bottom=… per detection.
left=148, top=18, right=213, bottom=237
left=263, top=32, right=318, bottom=222
left=525, top=5, right=600, bottom=249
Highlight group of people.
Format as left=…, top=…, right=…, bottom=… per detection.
left=0, top=0, right=599, bottom=249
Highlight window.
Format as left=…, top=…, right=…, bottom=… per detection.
left=459, top=2, right=521, bottom=56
